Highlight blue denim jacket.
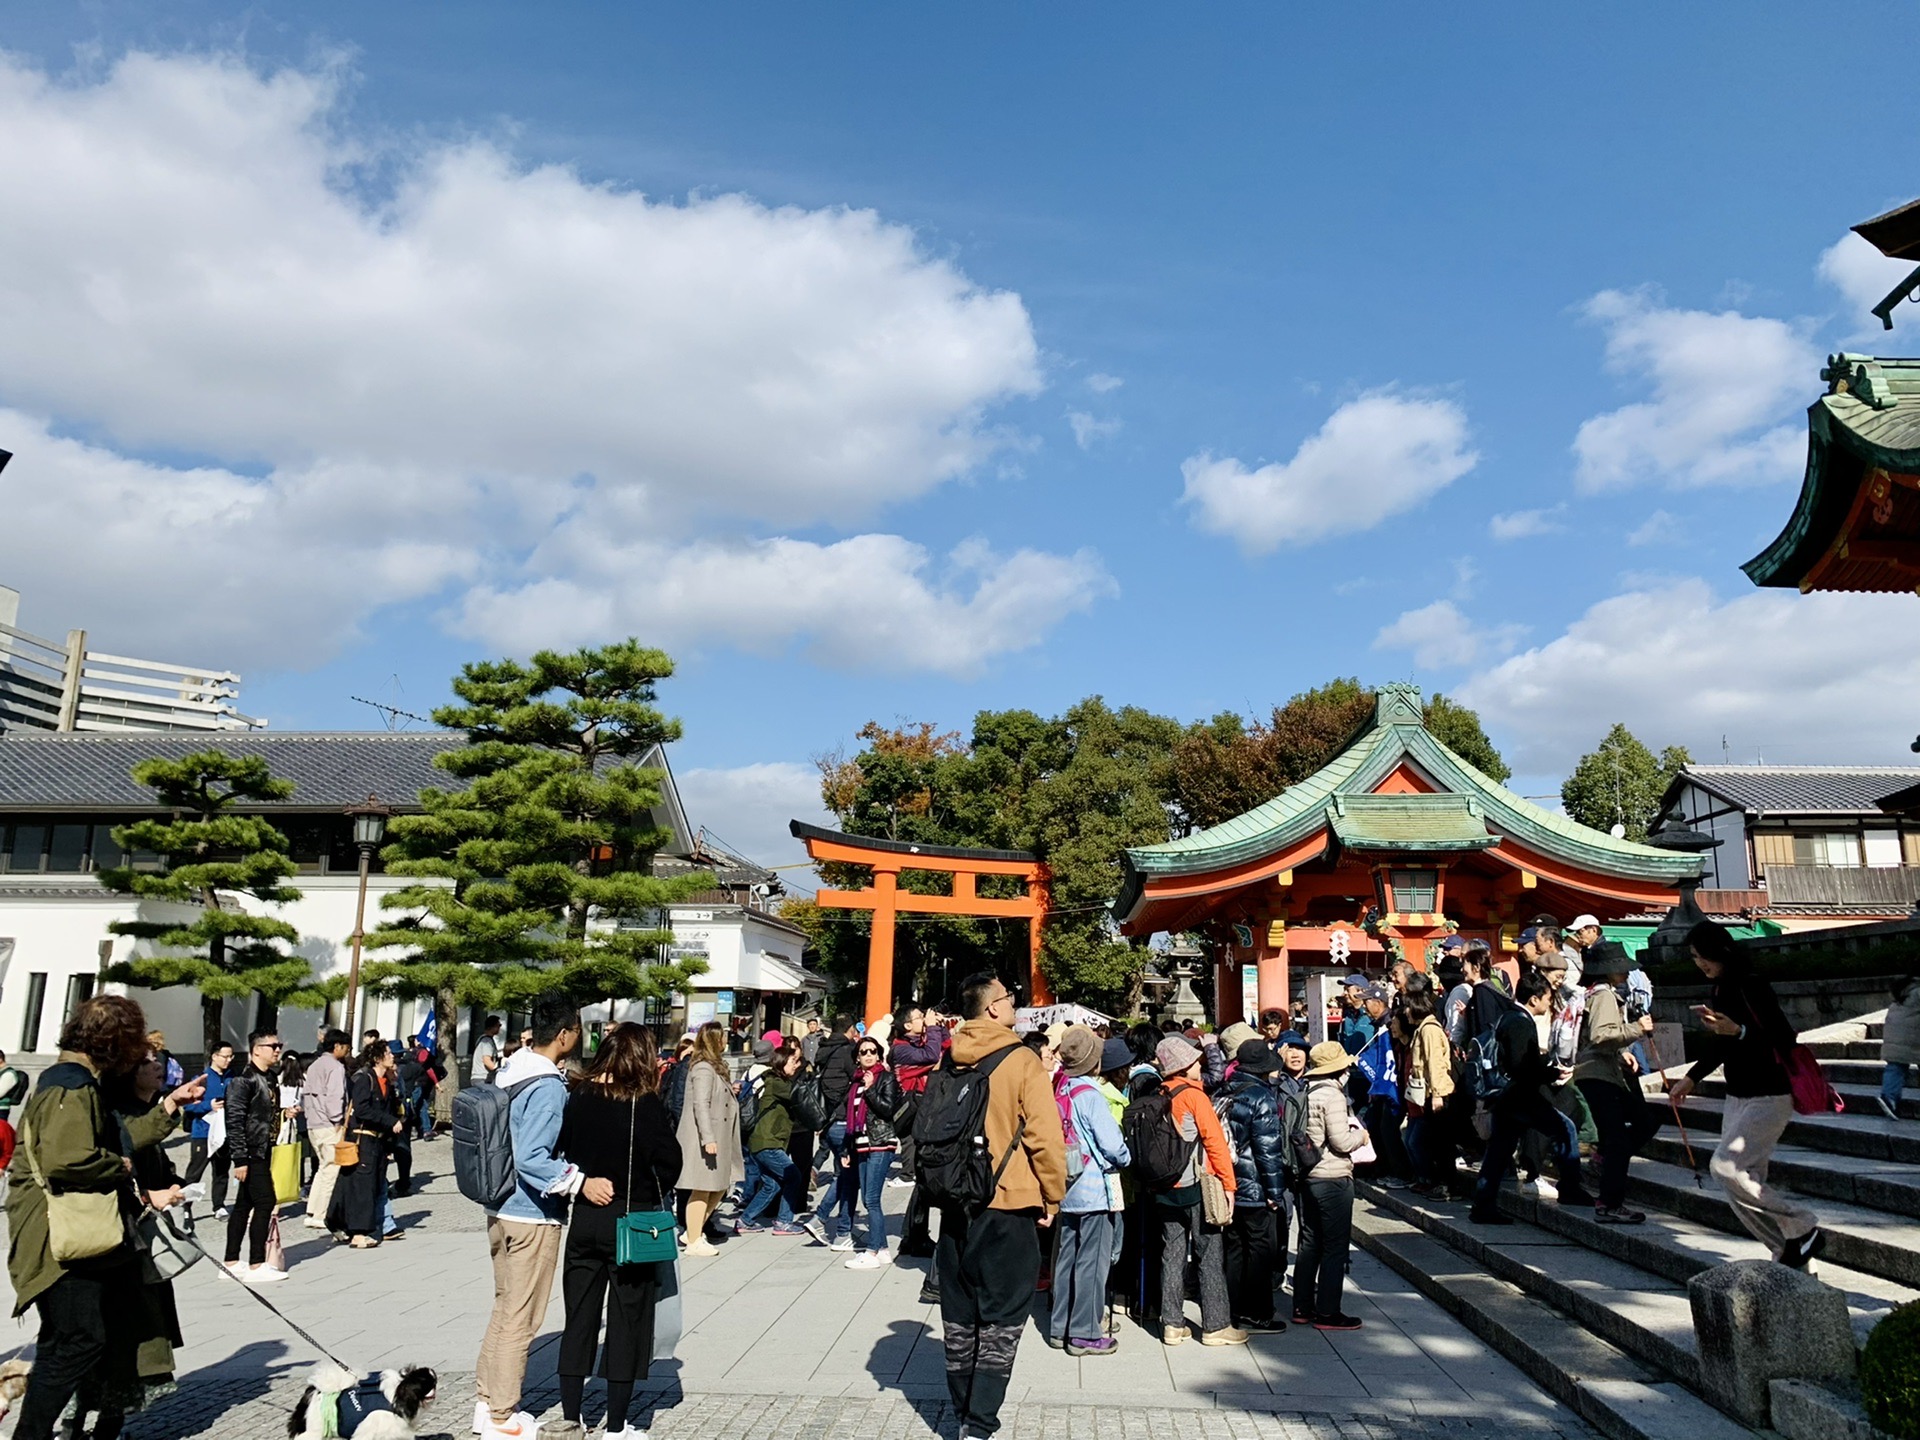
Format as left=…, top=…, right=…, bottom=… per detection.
left=1059, top=1076, right=1130, bottom=1213
left=493, top=1052, right=577, bottom=1225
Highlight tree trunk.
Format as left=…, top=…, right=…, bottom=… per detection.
left=201, top=992, right=224, bottom=1062
left=255, top=996, right=279, bottom=1036
left=433, top=985, right=459, bottom=1127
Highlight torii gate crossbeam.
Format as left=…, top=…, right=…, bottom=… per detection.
left=790, top=821, right=1052, bottom=1026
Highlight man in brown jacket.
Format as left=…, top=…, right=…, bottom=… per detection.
left=938, top=971, right=1067, bottom=1440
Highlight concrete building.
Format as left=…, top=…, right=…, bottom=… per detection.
left=0, top=730, right=819, bottom=1063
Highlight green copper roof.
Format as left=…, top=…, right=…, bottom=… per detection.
left=1744, top=353, right=1920, bottom=589
left=1118, top=686, right=1701, bottom=916
left=1326, top=793, right=1498, bottom=851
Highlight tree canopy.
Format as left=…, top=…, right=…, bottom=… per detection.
left=1560, top=723, right=1693, bottom=841
left=99, top=750, right=322, bottom=1056
left=362, top=640, right=714, bottom=1022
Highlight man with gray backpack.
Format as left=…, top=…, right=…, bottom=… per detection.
left=455, top=997, right=584, bottom=1440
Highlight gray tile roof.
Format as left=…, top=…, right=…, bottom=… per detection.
left=0, top=731, right=464, bottom=810
left=1678, top=765, right=1920, bottom=817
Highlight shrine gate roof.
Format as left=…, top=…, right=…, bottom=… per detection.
left=1115, top=684, right=1701, bottom=926
left=1743, top=354, right=1920, bottom=593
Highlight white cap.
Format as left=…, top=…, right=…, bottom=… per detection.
left=1569, top=914, right=1601, bottom=933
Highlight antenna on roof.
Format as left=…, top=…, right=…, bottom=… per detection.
left=1722, top=734, right=1730, bottom=763
left=349, top=696, right=434, bottom=731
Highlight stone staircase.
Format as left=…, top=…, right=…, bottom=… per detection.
left=1350, top=1010, right=1918, bottom=1440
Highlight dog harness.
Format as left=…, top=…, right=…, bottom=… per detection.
left=322, top=1377, right=395, bottom=1438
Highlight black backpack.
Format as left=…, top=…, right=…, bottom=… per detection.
left=1281, top=1082, right=1321, bottom=1185
left=452, top=1074, right=557, bottom=1209
left=662, top=1060, right=691, bottom=1129
left=1121, top=1078, right=1195, bottom=1192
left=913, top=1046, right=1024, bottom=1211
left=788, top=1070, right=830, bottom=1131
left=736, top=1072, right=764, bottom=1141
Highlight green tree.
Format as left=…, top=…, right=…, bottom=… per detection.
left=362, top=641, right=715, bottom=1043
left=1424, top=692, right=1512, bottom=783
left=1560, top=724, right=1693, bottom=841
left=99, top=751, right=321, bottom=1057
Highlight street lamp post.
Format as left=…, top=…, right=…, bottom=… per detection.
left=342, top=795, right=391, bottom=1037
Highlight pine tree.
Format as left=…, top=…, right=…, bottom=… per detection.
left=1560, top=724, right=1693, bottom=841
left=99, top=750, right=321, bottom=1058
left=361, top=641, right=714, bottom=1041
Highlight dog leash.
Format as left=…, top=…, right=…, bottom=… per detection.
left=185, top=1230, right=357, bottom=1372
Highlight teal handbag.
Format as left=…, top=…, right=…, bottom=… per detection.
left=612, top=1098, right=679, bottom=1266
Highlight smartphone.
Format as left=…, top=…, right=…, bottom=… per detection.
left=1689, top=1004, right=1711, bottom=1016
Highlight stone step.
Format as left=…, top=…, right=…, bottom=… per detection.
left=1625, top=1156, right=1920, bottom=1288
left=1814, top=1059, right=1900, bottom=1089
left=1642, top=1133, right=1920, bottom=1219
left=1807, top=1039, right=1884, bottom=1061
left=1692, top=1071, right=1920, bottom=1119
left=1662, top=1093, right=1920, bottom=1164
left=1350, top=1200, right=1765, bottom=1440
left=1363, top=1176, right=1915, bottom=1353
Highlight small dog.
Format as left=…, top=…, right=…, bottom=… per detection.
left=287, top=1363, right=437, bottom=1439
left=0, top=1358, right=30, bottom=1422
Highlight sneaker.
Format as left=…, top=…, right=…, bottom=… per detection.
left=1290, top=1308, right=1313, bottom=1325
left=604, top=1428, right=648, bottom=1440
left=1312, top=1313, right=1363, bottom=1331
left=537, top=1421, right=585, bottom=1440
left=1876, top=1095, right=1901, bottom=1121
left=1201, top=1327, right=1249, bottom=1346
left=1162, top=1324, right=1188, bottom=1346
left=795, top=1212, right=828, bottom=1244
left=734, top=1219, right=767, bottom=1235
left=886, top=1176, right=914, bottom=1189
left=1407, top=1182, right=1444, bottom=1200
left=1066, top=1336, right=1117, bottom=1356
left=1527, top=1177, right=1559, bottom=1200
left=301, top=1216, right=327, bottom=1230
left=473, top=1399, right=488, bottom=1434
left=382, top=1228, right=407, bottom=1240
left=1044, top=1333, right=1066, bottom=1350
left=1379, top=1177, right=1411, bottom=1191
left=1780, top=1228, right=1826, bottom=1269
left=1236, top=1316, right=1286, bottom=1333
left=1594, top=1205, right=1646, bottom=1225
left=215, top=1206, right=231, bottom=1220
left=827, top=1234, right=854, bottom=1252
left=771, top=1223, right=805, bottom=1236
left=845, top=1250, right=892, bottom=1270
left=479, top=1412, right=539, bottom=1440
left=684, top=1238, right=719, bottom=1258
left=244, top=1265, right=288, bottom=1283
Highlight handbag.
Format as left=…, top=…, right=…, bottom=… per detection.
left=19, top=1104, right=126, bottom=1263
left=1198, top=1166, right=1233, bottom=1226
left=332, top=1100, right=360, bottom=1169
left=613, top=1099, right=679, bottom=1266
left=136, top=1202, right=202, bottom=1284
left=1738, top=994, right=1845, bottom=1116
left=270, top=1117, right=303, bottom=1205
left=264, top=1211, right=287, bottom=1272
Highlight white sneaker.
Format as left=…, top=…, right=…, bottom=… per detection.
left=827, top=1234, right=854, bottom=1252
left=886, top=1176, right=913, bottom=1189
left=215, top=1206, right=231, bottom=1220
left=845, top=1249, right=892, bottom=1270
left=479, top=1411, right=539, bottom=1440
left=684, top=1238, right=719, bottom=1257
left=473, top=1399, right=488, bottom=1433
left=244, top=1265, right=287, bottom=1284
left=603, top=1428, right=648, bottom=1440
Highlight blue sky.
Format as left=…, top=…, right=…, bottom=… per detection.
left=3, top=6, right=1919, bottom=868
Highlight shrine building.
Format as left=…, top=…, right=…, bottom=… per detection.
left=1113, top=685, right=1705, bottom=1025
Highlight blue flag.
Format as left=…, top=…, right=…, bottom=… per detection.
left=1355, top=1028, right=1398, bottom=1103
left=416, top=1006, right=438, bottom=1057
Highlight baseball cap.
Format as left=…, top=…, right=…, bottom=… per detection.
left=1362, top=982, right=1391, bottom=1003
left=1437, top=934, right=1468, bottom=953
left=1569, top=914, right=1601, bottom=933
left=1517, top=925, right=1540, bottom=948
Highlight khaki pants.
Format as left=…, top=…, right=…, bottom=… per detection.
left=1711, top=1093, right=1817, bottom=1255
left=476, top=1216, right=563, bottom=1423
left=304, top=1124, right=343, bottom=1227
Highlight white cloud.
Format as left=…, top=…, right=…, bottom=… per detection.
left=1627, top=509, right=1684, bottom=547
left=456, top=534, right=1115, bottom=679
left=1181, top=391, right=1477, bottom=553
left=1489, top=505, right=1567, bottom=541
left=1085, top=373, right=1124, bottom=393
left=1066, top=411, right=1121, bottom=449
left=1456, top=578, right=1920, bottom=773
left=677, top=760, right=834, bottom=873
left=1373, top=600, right=1523, bottom=669
left=0, top=50, right=1099, bottom=673
left=1572, top=290, right=1815, bottom=492
left=1818, top=231, right=1920, bottom=330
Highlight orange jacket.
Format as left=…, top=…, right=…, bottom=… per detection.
left=1163, top=1076, right=1235, bottom=1194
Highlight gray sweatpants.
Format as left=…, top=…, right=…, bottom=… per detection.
left=1711, top=1093, right=1816, bottom=1255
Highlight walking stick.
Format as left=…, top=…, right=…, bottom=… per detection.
left=1645, top=1030, right=1705, bottom=1190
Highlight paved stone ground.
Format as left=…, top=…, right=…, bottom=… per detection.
left=0, top=1140, right=1599, bottom=1439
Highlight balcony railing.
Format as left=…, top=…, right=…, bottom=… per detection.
left=1762, top=865, right=1920, bottom=909
left=0, top=621, right=262, bottom=733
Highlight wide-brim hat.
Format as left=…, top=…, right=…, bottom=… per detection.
left=1218, top=1022, right=1259, bottom=1054
left=1156, top=1035, right=1202, bottom=1077
left=1058, top=1025, right=1102, bottom=1077
left=1099, top=1036, right=1135, bottom=1075
left=1304, top=1041, right=1354, bottom=1077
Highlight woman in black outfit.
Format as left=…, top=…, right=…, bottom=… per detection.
left=328, top=1041, right=404, bottom=1249
left=556, top=1022, right=683, bottom=1439
left=1668, top=920, right=1823, bottom=1266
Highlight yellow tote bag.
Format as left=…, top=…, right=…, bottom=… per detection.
left=270, top=1119, right=302, bottom=1206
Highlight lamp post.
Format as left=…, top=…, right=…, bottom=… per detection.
left=342, top=795, right=390, bottom=1037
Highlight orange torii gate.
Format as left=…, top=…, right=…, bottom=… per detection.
left=790, top=821, right=1052, bottom=1026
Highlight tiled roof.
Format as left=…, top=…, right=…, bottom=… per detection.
left=0, top=731, right=463, bottom=809
left=1326, top=793, right=1499, bottom=851
left=1676, top=765, right=1920, bottom=817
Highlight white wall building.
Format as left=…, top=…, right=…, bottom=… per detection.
left=0, top=730, right=820, bottom=1063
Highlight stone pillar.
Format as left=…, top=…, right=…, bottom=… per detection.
left=1688, top=1260, right=1855, bottom=1426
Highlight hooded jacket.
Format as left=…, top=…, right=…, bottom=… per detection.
left=948, top=1019, right=1068, bottom=1214
left=1219, top=1071, right=1285, bottom=1206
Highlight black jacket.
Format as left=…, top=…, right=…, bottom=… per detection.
left=347, top=1067, right=404, bottom=1139
left=1685, top=970, right=1794, bottom=1098
left=1491, top=1008, right=1551, bottom=1110
left=1220, top=1072, right=1286, bottom=1206
left=225, top=1064, right=281, bottom=1169
left=847, top=1067, right=906, bottom=1150
left=815, top=1034, right=859, bottom=1114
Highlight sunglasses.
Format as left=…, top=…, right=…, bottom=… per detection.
left=857, top=1047, right=882, bottom=1057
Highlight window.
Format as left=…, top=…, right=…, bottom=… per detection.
left=1791, top=832, right=1861, bottom=868
left=91, top=826, right=126, bottom=871
left=61, top=974, right=94, bottom=1024
left=46, top=825, right=88, bottom=873
left=5, top=824, right=47, bottom=874
left=1863, top=830, right=1903, bottom=869
left=18, top=972, right=46, bottom=1052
